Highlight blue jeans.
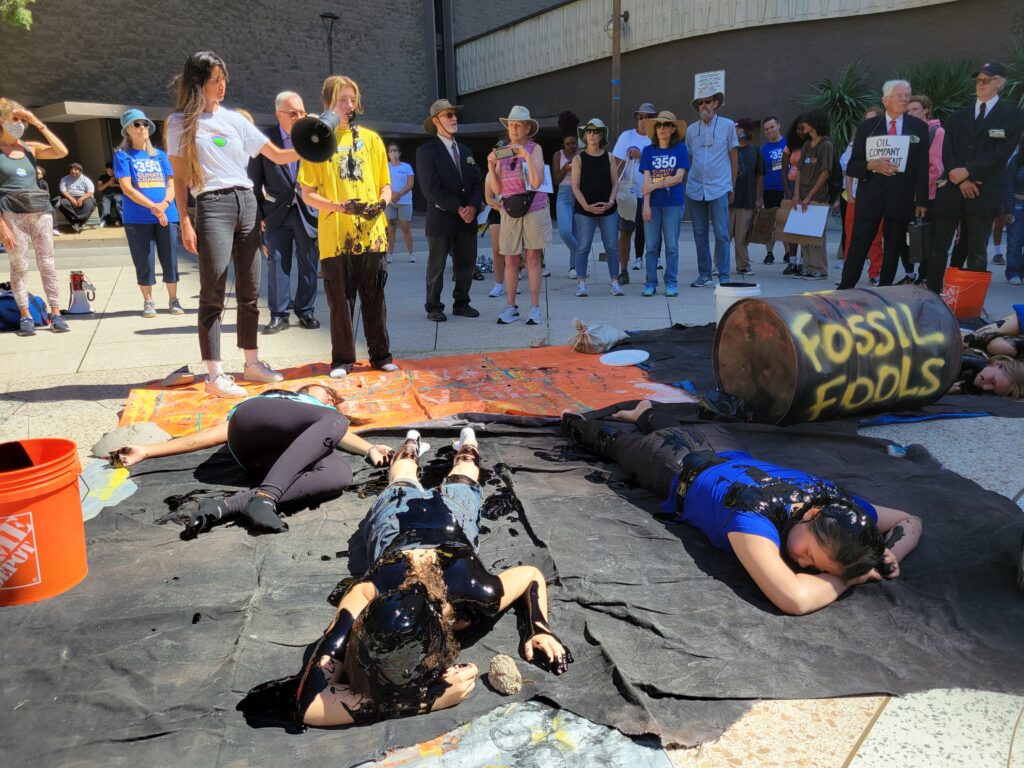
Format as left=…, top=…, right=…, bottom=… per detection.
left=555, top=184, right=578, bottom=258
left=262, top=207, right=318, bottom=319
left=125, top=222, right=179, bottom=285
left=574, top=211, right=620, bottom=281
left=1006, top=201, right=1024, bottom=280
left=363, top=481, right=483, bottom=562
left=688, top=195, right=731, bottom=281
left=643, top=205, right=682, bottom=286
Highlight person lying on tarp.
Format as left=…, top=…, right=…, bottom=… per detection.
left=563, top=400, right=922, bottom=616
left=293, top=427, right=572, bottom=727
left=110, top=383, right=392, bottom=537
left=952, top=306, right=1024, bottom=399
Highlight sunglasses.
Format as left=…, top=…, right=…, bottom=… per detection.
left=697, top=98, right=716, bottom=106
left=585, top=128, right=603, bottom=134
left=131, top=121, right=149, bottom=128
left=438, top=111, right=458, bottom=119
left=655, top=123, right=676, bottom=129
left=975, top=77, right=994, bottom=85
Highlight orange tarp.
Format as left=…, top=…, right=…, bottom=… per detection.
left=120, top=347, right=679, bottom=436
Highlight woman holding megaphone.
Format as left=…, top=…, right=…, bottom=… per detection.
left=165, top=51, right=299, bottom=399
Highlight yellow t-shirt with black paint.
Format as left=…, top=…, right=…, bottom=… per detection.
left=297, top=125, right=390, bottom=259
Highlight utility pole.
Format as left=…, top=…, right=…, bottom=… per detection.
left=611, top=0, right=622, bottom=137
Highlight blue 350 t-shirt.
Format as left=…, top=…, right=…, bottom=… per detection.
left=113, top=148, right=180, bottom=225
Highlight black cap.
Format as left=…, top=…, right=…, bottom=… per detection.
left=973, top=61, right=1007, bottom=78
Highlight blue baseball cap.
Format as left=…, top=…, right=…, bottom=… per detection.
left=120, top=109, right=156, bottom=137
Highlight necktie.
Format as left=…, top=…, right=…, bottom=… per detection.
left=450, top=142, right=461, bottom=177
left=888, top=119, right=897, bottom=136
left=976, top=102, right=987, bottom=126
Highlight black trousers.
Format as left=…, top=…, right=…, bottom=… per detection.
left=225, top=396, right=353, bottom=514
left=839, top=207, right=909, bottom=289
left=425, top=226, right=476, bottom=313
left=55, top=197, right=96, bottom=226
left=925, top=213, right=994, bottom=293
left=321, top=251, right=393, bottom=369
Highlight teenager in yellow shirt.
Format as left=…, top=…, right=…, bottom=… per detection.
left=299, top=75, right=398, bottom=378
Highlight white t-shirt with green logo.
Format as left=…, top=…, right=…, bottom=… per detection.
left=165, top=107, right=267, bottom=196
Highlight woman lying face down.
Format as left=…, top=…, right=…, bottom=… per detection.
left=564, top=400, right=923, bottom=615
left=295, top=428, right=572, bottom=727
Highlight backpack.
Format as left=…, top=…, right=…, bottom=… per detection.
left=0, top=289, right=49, bottom=330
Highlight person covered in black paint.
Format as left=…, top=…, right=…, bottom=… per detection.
left=563, top=400, right=922, bottom=615
left=294, top=426, right=572, bottom=727
left=952, top=307, right=1024, bottom=399
left=111, top=382, right=392, bottom=537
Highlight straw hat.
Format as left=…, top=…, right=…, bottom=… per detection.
left=576, top=117, right=609, bottom=148
left=499, top=105, right=539, bottom=137
left=642, top=111, right=688, bottom=139
left=691, top=91, right=724, bottom=113
left=423, top=99, right=464, bottom=135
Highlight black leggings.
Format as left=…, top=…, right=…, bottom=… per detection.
left=562, top=401, right=744, bottom=500
left=225, top=397, right=353, bottom=514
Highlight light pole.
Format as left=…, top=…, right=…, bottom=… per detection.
left=606, top=5, right=629, bottom=137
left=320, top=12, right=339, bottom=76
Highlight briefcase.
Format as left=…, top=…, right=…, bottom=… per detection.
left=907, top=218, right=931, bottom=265
left=748, top=207, right=777, bottom=245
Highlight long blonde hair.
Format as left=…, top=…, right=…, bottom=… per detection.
left=0, top=98, right=25, bottom=122
left=321, top=75, right=364, bottom=114
left=166, top=51, right=228, bottom=188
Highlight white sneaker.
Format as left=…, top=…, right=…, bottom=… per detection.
left=452, top=426, right=477, bottom=450
left=568, top=268, right=578, bottom=280
left=409, top=254, right=416, bottom=263
left=525, top=306, right=543, bottom=325
left=610, top=280, right=625, bottom=296
left=541, top=267, right=551, bottom=277
left=488, top=283, right=506, bottom=298
left=243, top=360, right=284, bottom=383
left=377, top=363, right=400, bottom=372
left=205, top=374, right=247, bottom=398
left=631, top=258, right=642, bottom=270
left=403, top=429, right=431, bottom=457
left=575, top=282, right=588, bottom=297
left=329, top=366, right=349, bottom=378
left=497, top=305, right=520, bottom=324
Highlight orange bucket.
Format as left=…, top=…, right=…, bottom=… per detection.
left=0, top=439, right=87, bottom=606
left=941, top=267, right=992, bottom=319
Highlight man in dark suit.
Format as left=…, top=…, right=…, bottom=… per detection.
left=250, top=91, right=320, bottom=334
left=838, top=80, right=930, bottom=289
left=416, top=99, right=483, bottom=323
left=925, top=61, right=1024, bottom=293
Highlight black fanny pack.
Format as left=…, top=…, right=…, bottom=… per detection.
left=0, top=188, right=51, bottom=214
left=502, top=192, right=536, bottom=218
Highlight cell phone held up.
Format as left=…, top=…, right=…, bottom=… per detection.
left=494, top=139, right=515, bottom=160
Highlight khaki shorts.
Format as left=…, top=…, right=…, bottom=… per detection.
left=385, top=203, right=412, bottom=222
left=499, top=207, right=551, bottom=255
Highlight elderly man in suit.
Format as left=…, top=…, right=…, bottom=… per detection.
left=416, top=99, right=483, bottom=323
left=925, top=61, right=1024, bottom=293
left=250, top=90, right=320, bottom=334
left=838, top=79, right=930, bottom=289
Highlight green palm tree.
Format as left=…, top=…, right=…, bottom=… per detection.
left=1004, top=33, right=1024, bottom=107
left=796, top=61, right=877, bottom=150
left=895, top=60, right=975, bottom=121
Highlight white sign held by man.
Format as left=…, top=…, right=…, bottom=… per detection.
left=865, top=135, right=910, bottom=173
left=693, top=70, right=726, bottom=101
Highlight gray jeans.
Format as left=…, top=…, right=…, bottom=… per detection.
left=194, top=187, right=260, bottom=361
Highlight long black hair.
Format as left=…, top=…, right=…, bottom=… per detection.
left=785, top=502, right=894, bottom=580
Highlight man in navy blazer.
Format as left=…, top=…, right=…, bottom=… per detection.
left=416, top=99, right=483, bottom=323
left=249, top=91, right=320, bottom=333
left=925, top=61, right=1024, bottom=292
left=838, top=79, right=930, bottom=289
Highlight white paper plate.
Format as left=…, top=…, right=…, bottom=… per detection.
left=599, top=349, right=650, bottom=366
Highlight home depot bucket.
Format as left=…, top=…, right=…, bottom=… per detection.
left=941, top=267, right=992, bottom=319
left=714, top=282, right=762, bottom=324
left=0, top=439, right=86, bottom=606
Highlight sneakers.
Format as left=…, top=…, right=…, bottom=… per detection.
left=488, top=283, right=506, bottom=298
left=763, top=252, right=775, bottom=265
left=631, top=257, right=642, bottom=270
left=690, top=275, right=713, bottom=288
left=642, top=282, right=656, bottom=297
left=618, top=270, right=630, bottom=286
left=575, top=282, right=588, bottom=297
left=169, top=298, right=185, bottom=315
left=992, top=253, right=1006, bottom=266
left=541, top=267, right=551, bottom=277
left=143, top=301, right=157, bottom=318
left=568, top=268, right=578, bottom=280
left=497, top=305, right=520, bottom=324
left=243, top=360, right=284, bottom=383
left=665, top=283, right=679, bottom=297
left=206, top=374, right=246, bottom=398
left=17, top=316, right=35, bottom=336
left=737, top=268, right=755, bottom=277
left=868, top=276, right=880, bottom=286
left=452, top=426, right=477, bottom=450
left=49, top=313, right=70, bottom=332
left=803, top=271, right=827, bottom=281
left=782, top=264, right=798, bottom=275
left=409, top=254, right=416, bottom=263
left=329, top=366, right=349, bottom=378
left=377, top=362, right=400, bottom=372
left=525, top=306, right=543, bottom=325
left=610, top=280, right=625, bottom=296
left=789, top=267, right=805, bottom=277
left=403, top=429, right=431, bottom=458
left=1009, top=276, right=1023, bottom=286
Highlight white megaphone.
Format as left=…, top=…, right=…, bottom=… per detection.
left=67, top=270, right=96, bottom=314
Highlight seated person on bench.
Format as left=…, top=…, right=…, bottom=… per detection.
left=563, top=400, right=922, bottom=616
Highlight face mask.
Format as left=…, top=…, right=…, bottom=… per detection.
left=3, top=121, right=25, bottom=140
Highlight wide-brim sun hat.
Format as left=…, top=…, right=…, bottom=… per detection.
left=120, top=108, right=156, bottom=137
left=642, top=111, right=688, bottom=139
left=423, top=99, right=464, bottom=135
left=577, top=117, right=609, bottom=147
left=499, top=105, right=539, bottom=137
left=691, top=92, right=725, bottom=113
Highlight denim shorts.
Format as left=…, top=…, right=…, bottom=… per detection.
left=364, top=481, right=483, bottom=562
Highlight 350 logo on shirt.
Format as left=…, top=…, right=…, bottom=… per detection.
left=650, top=155, right=679, bottom=171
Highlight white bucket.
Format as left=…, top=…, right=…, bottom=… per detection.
left=714, top=282, right=762, bottom=324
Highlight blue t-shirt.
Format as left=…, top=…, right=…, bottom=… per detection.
left=639, top=143, right=690, bottom=208
left=760, top=139, right=787, bottom=192
left=387, top=161, right=414, bottom=205
left=673, top=451, right=878, bottom=551
left=114, top=148, right=180, bottom=225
